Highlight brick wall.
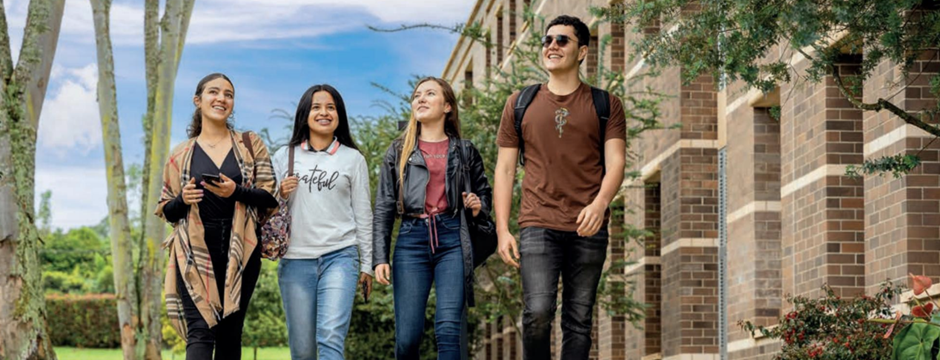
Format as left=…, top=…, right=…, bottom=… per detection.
left=725, top=105, right=783, bottom=360
left=599, top=200, right=628, bottom=360
left=445, top=1, right=940, bottom=359
left=864, top=51, right=940, bottom=295
left=659, top=147, right=721, bottom=358
left=780, top=55, right=866, bottom=300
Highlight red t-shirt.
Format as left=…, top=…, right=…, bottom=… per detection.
left=419, top=139, right=449, bottom=214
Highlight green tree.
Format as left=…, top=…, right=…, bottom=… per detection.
left=37, top=189, right=52, bottom=235
left=0, top=1, right=66, bottom=357
left=40, top=227, right=107, bottom=275
left=596, top=0, right=940, bottom=177
left=39, top=226, right=114, bottom=295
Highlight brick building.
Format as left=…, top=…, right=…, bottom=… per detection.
left=441, top=1, right=940, bottom=359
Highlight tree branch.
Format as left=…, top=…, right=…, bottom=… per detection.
left=140, top=0, right=159, bottom=258
left=175, top=0, right=195, bottom=70
left=0, top=1, right=13, bottom=84
left=16, top=0, right=65, bottom=129
left=831, top=64, right=940, bottom=138
left=367, top=23, right=462, bottom=34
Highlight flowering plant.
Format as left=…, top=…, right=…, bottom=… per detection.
left=869, top=274, right=940, bottom=360
left=740, top=282, right=901, bottom=359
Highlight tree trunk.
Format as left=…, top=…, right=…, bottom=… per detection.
left=90, top=1, right=140, bottom=360
left=139, top=1, right=195, bottom=358
left=0, top=1, right=65, bottom=359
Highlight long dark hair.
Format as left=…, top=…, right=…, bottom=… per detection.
left=187, top=73, right=234, bottom=138
left=287, top=84, right=359, bottom=151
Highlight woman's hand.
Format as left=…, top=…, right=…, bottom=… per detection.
left=359, top=273, right=373, bottom=301
left=462, top=192, right=481, bottom=217
left=203, top=173, right=236, bottom=198
left=182, top=178, right=203, bottom=205
left=279, top=175, right=299, bottom=199
left=374, top=264, right=391, bottom=286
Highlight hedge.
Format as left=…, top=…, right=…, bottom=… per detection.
left=46, top=293, right=120, bottom=348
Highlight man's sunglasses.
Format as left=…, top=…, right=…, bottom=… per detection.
left=541, top=34, right=578, bottom=48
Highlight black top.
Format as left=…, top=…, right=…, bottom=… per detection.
left=162, top=143, right=277, bottom=223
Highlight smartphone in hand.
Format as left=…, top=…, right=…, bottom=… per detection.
left=202, top=173, right=222, bottom=186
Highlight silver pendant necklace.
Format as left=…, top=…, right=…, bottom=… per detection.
left=201, top=134, right=227, bottom=149
left=555, top=107, right=569, bottom=138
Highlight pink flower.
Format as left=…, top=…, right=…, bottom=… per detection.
left=913, top=303, right=934, bottom=319
left=883, top=311, right=902, bottom=339
left=910, top=273, right=933, bottom=296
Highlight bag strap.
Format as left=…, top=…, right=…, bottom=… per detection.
left=397, top=146, right=406, bottom=216
left=288, top=143, right=295, bottom=176
left=242, top=131, right=258, bottom=184
left=458, top=140, right=472, bottom=195
left=513, top=84, right=541, bottom=167
left=242, top=131, right=255, bottom=161
left=590, top=87, right=611, bottom=174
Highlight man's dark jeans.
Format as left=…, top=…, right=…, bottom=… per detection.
left=520, top=226, right=608, bottom=360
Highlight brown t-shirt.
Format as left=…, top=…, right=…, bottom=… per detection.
left=496, top=82, right=626, bottom=231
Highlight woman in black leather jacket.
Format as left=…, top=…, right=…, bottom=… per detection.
left=372, top=77, right=492, bottom=360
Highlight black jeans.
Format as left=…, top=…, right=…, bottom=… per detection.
left=519, top=226, right=608, bottom=360
left=176, top=219, right=262, bottom=360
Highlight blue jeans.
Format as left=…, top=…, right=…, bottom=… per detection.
left=393, top=213, right=467, bottom=360
left=278, top=246, right=360, bottom=360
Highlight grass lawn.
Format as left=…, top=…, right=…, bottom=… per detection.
left=54, top=347, right=291, bottom=360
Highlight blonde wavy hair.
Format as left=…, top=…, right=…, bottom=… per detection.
left=398, top=77, right=462, bottom=194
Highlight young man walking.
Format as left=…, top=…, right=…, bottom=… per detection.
left=492, top=15, right=627, bottom=359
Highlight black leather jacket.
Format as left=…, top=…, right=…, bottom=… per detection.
left=372, top=136, right=492, bottom=306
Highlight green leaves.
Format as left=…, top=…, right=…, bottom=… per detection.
left=596, top=0, right=940, bottom=176
left=892, top=322, right=940, bottom=360
left=845, top=154, right=922, bottom=179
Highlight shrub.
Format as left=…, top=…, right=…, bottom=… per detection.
left=740, top=283, right=901, bottom=360
left=45, top=293, right=120, bottom=348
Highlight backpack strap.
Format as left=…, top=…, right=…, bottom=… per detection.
left=513, top=84, right=541, bottom=166
left=591, top=87, right=611, bottom=173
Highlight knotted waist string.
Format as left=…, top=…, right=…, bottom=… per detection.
left=418, top=213, right=440, bottom=253
left=405, top=212, right=455, bottom=254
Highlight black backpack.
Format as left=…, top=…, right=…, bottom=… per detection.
left=513, top=84, right=611, bottom=169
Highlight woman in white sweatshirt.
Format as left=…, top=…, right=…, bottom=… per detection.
left=271, top=84, right=373, bottom=360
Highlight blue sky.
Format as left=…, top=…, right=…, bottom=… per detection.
left=18, top=0, right=475, bottom=229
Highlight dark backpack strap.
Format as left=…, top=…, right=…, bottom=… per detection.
left=513, top=84, right=541, bottom=166
left=591, top=87, right=611, bottom=172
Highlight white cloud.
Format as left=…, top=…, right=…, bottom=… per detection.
left=27, top=0, right=476, bottom=47
left=36, top=64, right=102, bottom=158
left=217, top=0, right=475, bottom=25
left=34, top=165, right=109, bottom=230
left=60, top=1, right=143, bottom=46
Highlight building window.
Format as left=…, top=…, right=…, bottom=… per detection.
left=586, top=33, right=599, bottom=82
left=509, top=0, right=517, bottom=44
left=497, top=11, right=504, bottom=65
left=463, top=69, right=474, bottom=106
